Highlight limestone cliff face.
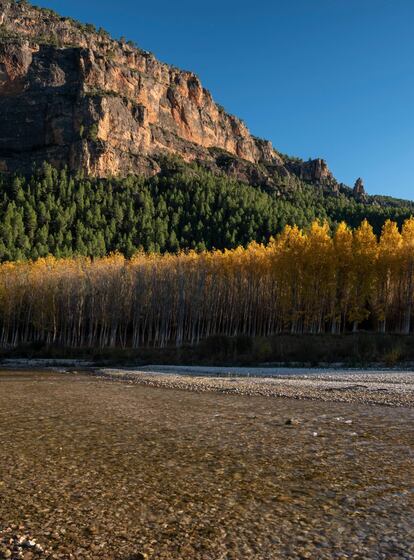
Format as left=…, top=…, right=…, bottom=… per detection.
left=0, top=0, right=340, bottom=190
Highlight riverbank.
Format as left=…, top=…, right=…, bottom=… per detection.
left=93, top=366, right=414, bottom=407
left=2, top=332, right=414, bottom=368
left=0, top=370, right=413, bottom=559
left=2, top=362, right=413, bottom=407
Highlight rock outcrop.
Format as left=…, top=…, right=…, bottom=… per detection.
left=353, top=178, right=367, bottom=201
left=0, top=0, right=348, bottom=193
left=285, top=158, right=335, bottom=185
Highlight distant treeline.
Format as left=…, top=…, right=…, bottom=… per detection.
left=0, top=162, right=414, bottom=261
left=1, top=219, right=414, bottom=349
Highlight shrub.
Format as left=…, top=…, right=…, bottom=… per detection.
left=88, top=124, right=99, bottom=141
left=383, top=347, right=403, bottom=367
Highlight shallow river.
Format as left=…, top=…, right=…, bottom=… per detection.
left=0, top=370, right=413, bottom=559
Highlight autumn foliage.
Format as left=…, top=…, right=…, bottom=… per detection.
left=1, top=219, right=414, bottom=349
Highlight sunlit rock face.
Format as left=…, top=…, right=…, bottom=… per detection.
left=0, top=0, right=338, bottom=189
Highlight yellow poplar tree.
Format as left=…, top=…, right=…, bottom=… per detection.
left=401, top=217, right=414, bottom=333
left=349, top=220, right=378, bottom=331
left=376, top=220, right=402, bottom=332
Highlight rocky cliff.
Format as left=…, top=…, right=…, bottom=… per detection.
left=0, top=0, right=347, bottom=192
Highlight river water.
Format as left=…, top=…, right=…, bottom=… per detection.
left=0, top=370, right=413, bottom=559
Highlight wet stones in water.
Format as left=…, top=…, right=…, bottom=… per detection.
left=285, top=418, right=301, bottom=426
left=0, top=534, right=45, bottom=560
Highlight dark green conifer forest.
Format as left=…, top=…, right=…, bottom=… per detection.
left=0, top=160, right=413, bottom=261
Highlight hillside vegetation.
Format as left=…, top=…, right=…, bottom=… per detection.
left=1, top=162, right=413, bottom=261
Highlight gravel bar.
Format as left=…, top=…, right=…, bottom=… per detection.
left=95, top=366, right=414, bottom=407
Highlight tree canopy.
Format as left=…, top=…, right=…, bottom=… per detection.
left=0, top=162, right=413, bottom=262
left=1, top=219, right=414, bottom=350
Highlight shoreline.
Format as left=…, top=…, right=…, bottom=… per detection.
left=91, top=366, right=414, bottom=408
left=2, top=361, right=413, bottom=407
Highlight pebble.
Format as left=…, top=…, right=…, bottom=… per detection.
left=285, top=418, right=301, bottom=426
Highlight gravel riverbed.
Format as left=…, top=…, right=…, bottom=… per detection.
left=0, top=369, right=413, bottom=559
left=96, top=366, right=414, bottom=408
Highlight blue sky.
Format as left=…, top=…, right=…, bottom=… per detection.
left=35, top=0, right=414, bottom=199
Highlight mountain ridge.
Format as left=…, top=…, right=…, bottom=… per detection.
left=0, top=0, right=367, bottom=197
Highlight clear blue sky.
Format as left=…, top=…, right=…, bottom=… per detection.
left=35, top=0, right=414, bottom=199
